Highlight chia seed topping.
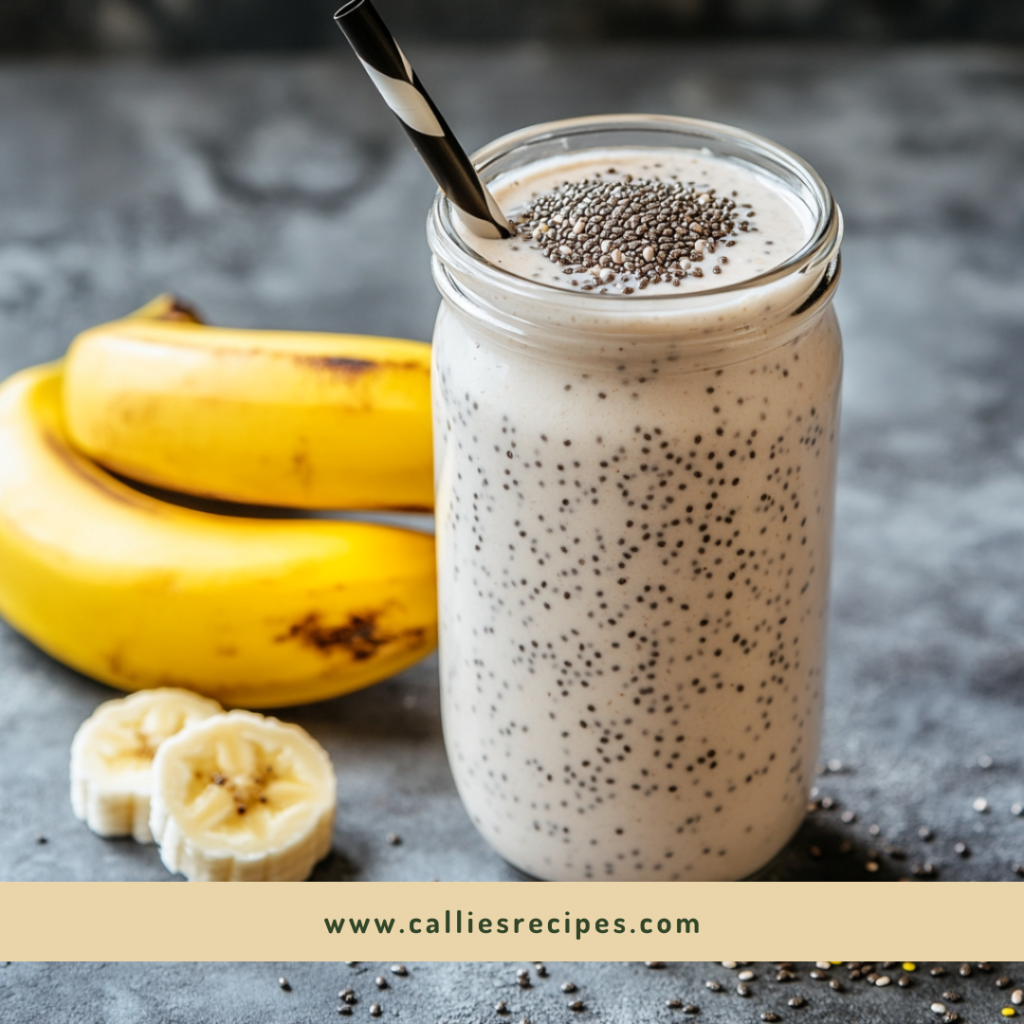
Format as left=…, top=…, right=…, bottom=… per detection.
left=509, top=172, right=752, bottom=293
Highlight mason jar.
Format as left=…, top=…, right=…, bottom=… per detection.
left=427, top=114, right=842, bottom=881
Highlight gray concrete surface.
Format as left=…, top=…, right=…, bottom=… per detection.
left=3, top=961, right=1023, bottom=1023
left=1, top=46, right=1023, bottom=882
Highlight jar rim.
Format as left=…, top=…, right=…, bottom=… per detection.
left=427, top=113, right=841, bottom=309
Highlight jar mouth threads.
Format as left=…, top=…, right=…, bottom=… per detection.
left=428, top=114, right=841, bottom=309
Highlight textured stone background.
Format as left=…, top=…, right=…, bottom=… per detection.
left=2, top=0, right=1024, bottom=54
left=2, top=961, right=1023, bottom=1023
left=0, top=45, right=1023, bottom=883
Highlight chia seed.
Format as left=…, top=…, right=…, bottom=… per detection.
left=512, top=174, right=744, bottom=292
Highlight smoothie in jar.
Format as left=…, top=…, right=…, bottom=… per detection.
left=427, top=115, right=843, bottom=881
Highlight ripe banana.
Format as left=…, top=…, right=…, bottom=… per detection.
left=70, top=688, right=224, bottom=843
left=0, top=364, right=438, bottom=707
left=62, top=295, right=434, bottom=510
left=150, top=710, right=336, bottom=881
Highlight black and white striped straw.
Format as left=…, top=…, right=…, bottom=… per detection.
left=334, top=0, right=513, bottom=239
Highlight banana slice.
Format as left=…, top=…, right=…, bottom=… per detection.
left=70, top=688, right=223, bottom=843
left=150, top=710, right=336, bottom=881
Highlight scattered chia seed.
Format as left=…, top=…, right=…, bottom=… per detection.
left=997, top=978, right=1012, bottom=989
left=973, top=798, right=990, bottom=813
left=737, top=983, right=751, bottom=997
left=667, top=999, right=683, bottom=1008
left=561, top=982, right=577, bottom=993
left=375, top=976, right=388, bottom=990
left=943, top=991, right=962, bottom=1002
left=919, top=827, right=934, bottom=841
left=386, top=832, right=402, bottom=845
left=683, top=1004, right=700, bottom=1015
left=955, top=842, right=970, bottom=857
left=1012, top=803, right=1023, bottom=816
left=369, top=1004, right=382, bottom=1017
left=788, top=996, right=807, bottom=1008
left=390, top=965, right=407, bottom=976
left=495, top=1000, right=508, bottom=1014
left=762, top=1014, right=781, bottom=1022
left=568, top=1000, right=585, bottom=1011
left=338, top=1007, right=352, bottom=1016
left=278, top=977, right=291, bottom=992
left=706, top=980, right=724, bottom=992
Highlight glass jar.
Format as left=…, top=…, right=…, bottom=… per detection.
left=427, top=114, right=842, bottom=881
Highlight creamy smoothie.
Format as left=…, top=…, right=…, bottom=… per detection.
left=465, top=149, right=812, bottom=294
left=428, top=118, right=842, bottom=881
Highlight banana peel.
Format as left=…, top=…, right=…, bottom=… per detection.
left=62, top=295, right=434, bottom=511
left=0, top=363, right=438, bottom=707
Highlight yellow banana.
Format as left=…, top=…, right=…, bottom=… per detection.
left=63, top=295, right=434, bottom=510
left=0, top=364, right=437, bottom=708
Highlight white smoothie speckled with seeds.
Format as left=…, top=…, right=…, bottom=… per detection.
left=431, top=143, right=842, bottom=880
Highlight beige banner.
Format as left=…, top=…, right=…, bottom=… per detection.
left=1, top=882, right=1021, bottom=961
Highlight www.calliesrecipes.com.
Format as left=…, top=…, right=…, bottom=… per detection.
left=324, top=911, right=699, bottom=940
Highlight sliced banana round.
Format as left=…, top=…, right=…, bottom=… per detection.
left=150, top=710, right=336, bottom=881
left=70, top=687, right=223, bottom=844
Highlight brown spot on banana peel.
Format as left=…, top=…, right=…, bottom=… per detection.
left=127, top=294, right=205, bottom=325
left=294, top=355, right=428, bottom=375
left=277, top=612, right=426, bottom=660
left=156, top=298, right=203, bottom=324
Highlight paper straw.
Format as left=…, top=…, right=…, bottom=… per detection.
left=334, top=0, right=513, bottom=239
